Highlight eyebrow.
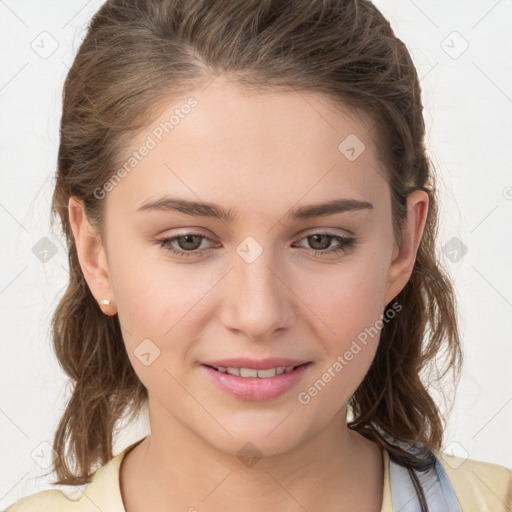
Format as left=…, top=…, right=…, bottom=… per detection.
left=136, top=196, right=373, bottom=221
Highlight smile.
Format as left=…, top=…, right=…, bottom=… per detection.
left=206, top=364, right=303, bottom=378
left=201, top=362, right=312, bottom=401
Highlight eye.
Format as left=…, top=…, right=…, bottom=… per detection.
left=292, top=232, right=356, bottom=257
left=156, top=231, right=356, bottom=259
left=157, top=233, right=215, bottom=258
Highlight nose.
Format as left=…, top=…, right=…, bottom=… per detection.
left=219, top=253, right=298, bottom=341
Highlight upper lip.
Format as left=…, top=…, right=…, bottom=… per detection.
left=202, top=358, right=310, bottom=370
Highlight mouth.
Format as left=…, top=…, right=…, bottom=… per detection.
left=202, top=362, right=310, bottom=379
left=201, top=361, right=313, bottom=401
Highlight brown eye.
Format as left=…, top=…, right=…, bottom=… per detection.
left=157, top=233, right=215, bottom=258
left=174, top=234, right=203, bottom=251
left=294, top=232, right=356, bottom=257
left=306, top=234, right=333, bottom=251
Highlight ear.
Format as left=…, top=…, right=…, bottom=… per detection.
left=384, top=189, right=429, bottom=305
left=68, top=196, right=117, bottom=316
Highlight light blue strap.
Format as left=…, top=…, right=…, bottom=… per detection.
left=389, top=454, right=463, bottom=511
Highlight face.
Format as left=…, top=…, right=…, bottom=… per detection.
left=71, top=76, right=427, bottom=458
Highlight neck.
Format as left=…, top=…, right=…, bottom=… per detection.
left=120, top=399, right=384, bottom=512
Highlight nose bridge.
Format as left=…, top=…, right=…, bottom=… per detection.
left=221, top=234, right=296, bottom=338
left=233, top=235, right=284, bottom=304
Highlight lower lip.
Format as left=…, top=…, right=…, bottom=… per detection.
left=201, top=363, right=312, bottom=401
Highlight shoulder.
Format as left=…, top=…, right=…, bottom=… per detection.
left=4, top=438, right=145, bottom=512
left=3, top=451, right=126, bottom=512
left=3, top=489, right=90, bottom=512
left=437, top=452, right=512, bottom=511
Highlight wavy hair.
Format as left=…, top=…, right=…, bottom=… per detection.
left=49, top=0, right=462, bottom=490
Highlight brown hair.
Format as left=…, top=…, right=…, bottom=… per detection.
left=49, top=0, right=462, bottom=486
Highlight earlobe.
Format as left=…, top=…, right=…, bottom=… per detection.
left=384, top=190, right=429, bottom=305
left=68, top=196, right=117, bottom=315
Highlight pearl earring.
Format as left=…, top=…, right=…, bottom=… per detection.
left=101, top=299, right=111, bottom=305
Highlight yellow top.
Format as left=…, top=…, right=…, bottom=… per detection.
left=4, top=439, right=512, bottom=511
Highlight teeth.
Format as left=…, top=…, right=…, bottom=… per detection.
left=240, top=368, right=258, bottom=378
left=219, top=365, right=299, bottom=378
left=256, top=368, right=277, bottom=378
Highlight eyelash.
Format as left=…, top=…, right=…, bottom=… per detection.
left=156, top=231, right=356, bottom=259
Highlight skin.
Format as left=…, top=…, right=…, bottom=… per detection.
left=69, top=76, right=428, bottom=512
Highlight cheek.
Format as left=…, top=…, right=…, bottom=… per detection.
left=292, top=263, right=388, bottom=415
left=295, top=257, right=389, bottom=343
left=106, top=238, right=219, bottom=381
left=293, top=252, right=390, bottom=392
left=107, top=230, right=207, bottom=334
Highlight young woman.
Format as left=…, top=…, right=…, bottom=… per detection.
left=5, top=0, right=511, bottom=511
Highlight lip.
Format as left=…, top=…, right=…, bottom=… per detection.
left=200, top=361, right=312, bottom=401
left=202, top=357, right=309, bottom=370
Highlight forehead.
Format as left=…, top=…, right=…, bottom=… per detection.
left=106, top=76, right=388, bottom=220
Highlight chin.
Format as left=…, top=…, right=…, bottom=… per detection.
left=196, top=417, right=309, bottom=461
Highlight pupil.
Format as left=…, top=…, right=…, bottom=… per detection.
left=180, top=235, right=200, bottom=250
left=310, top=234, right=329, bottom=250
